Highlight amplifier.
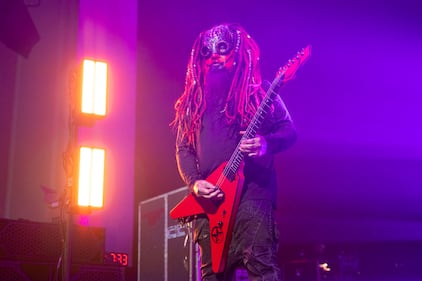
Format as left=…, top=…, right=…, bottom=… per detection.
left=0, top=218, right=105, bottom=264
left=0, top=260, right=125, bottom=281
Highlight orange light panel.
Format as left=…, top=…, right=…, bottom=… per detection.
left=81, top=59, right=107, bottom=116
left=77, top=146, right=105, bottom=208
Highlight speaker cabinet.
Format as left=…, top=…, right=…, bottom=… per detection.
left=0, top=218, right=105, bottom=264
left=71, top=264, right=125, bottom=281
left=0, top=261, right=125, bottom=281
left=0, top=0, right=40, bottom=57
left=138, top=187, right=199, bottom=281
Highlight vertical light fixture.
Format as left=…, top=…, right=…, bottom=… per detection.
left=74, top=58, right=108, bottom=209
left=81, top=59, right=108, bottom=116
left=77, top=146, right=105, bottom=208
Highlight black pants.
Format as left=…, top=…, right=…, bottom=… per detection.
left=194, top=199, right=281, bottom=281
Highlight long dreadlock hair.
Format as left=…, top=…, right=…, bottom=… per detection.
left=171, top=23, right=266, bottom=147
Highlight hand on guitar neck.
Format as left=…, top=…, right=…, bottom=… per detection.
left=193, top=132, right=266, bottom=199
left=239, top=132, right=267, bottom=158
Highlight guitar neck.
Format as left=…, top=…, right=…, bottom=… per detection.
left=223, top=75, right=284, bottom=180
left=221, top=44, right=311, bottom=181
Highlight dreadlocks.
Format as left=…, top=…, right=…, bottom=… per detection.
left=172, top=23, right=265, bottom=147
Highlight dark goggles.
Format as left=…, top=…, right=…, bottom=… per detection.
left=200, top=40, right=233, bottom=59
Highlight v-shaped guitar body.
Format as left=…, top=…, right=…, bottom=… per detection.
left=169, top=161, right=245, bottom=273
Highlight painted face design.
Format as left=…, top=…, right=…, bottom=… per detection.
left=200, top=25, right=236, bottom=73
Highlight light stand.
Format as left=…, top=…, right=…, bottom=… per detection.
left=61, top=167, right=75, bottom=281
left=60, top=71, right=78, bottom=281
left=59, top=59, right=107, bottom=281
left=62, top=200, right=72, bottom=281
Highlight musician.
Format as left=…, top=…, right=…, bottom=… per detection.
left=172, top=23, right=297, bottom=281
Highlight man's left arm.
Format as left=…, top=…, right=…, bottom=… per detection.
left=262, top=96, right=297, bottom=154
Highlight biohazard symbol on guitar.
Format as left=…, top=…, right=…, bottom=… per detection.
left=211, top=223, right=224, bottom=244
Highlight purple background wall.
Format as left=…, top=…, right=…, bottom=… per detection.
left=135, top=0, right=422, bottom=243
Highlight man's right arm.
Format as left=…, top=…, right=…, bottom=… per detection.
left=176, top=137, right=223, bottom=199
left=175, top=137, right=202, bottom=192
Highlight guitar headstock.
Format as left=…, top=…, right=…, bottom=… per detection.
left=277, top=45, right=312, bottom=82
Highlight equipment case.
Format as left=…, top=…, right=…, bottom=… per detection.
left=138, top=186, right=199, bottom=281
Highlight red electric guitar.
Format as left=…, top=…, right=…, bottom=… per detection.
left=170, top=45, right=312, bottom=273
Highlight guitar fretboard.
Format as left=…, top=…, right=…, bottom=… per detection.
left=216, top=45, right=311, bottom=184
left=222, top=73, right=285, bottom=181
